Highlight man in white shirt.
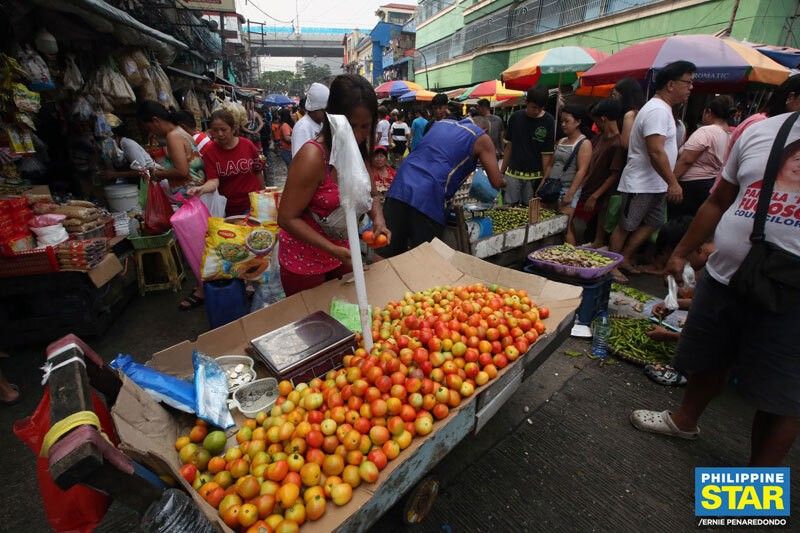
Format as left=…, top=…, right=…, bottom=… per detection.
left=375, top=106, right=391, bottom=148
left=291, top=83, right=329, bottom=157
left=610, top=61, right=695, bottom=281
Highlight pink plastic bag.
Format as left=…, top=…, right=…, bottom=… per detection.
left=170, top=196, right=210, bottom=281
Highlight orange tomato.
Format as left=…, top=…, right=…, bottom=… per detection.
left=361, top=230, right=375, bottom=244
left=372, top=233, right=388, bottom=248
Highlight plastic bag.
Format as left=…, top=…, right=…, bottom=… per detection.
left=200, top=189, right=227, bottom=218
left=682, top=262, right=696, bottom=289
left=665, top=275, right=679, bottom=311
left=250, top=243, right=285, bottom=312
left=143, top=180, right=172, bottom=235
left=100, top=64, right=136, bottom=106
left=110, top=355, right=196, bottom=413
left=249, top=189, right=281, bottom=223
left=70, top=96, right=94, bottom=121
left=13, top=388, right=115, bottom=533
left=193, top=351, right=235, bottom=429
left=201, top=217, right=274, bottom=283
left=149, top=62, right=177, bottom=109
left=183, top=89, right=201, bottom=117
left=170, top=196, right=210, bottom=282
left=13, top=83, right=41, bottom=113
left=63, top=54, right=83, bottom=91
left=469, top=169, right=499, bottom=203
left=328, top=113, right=372, bottom=216
left=18, top=45, right=54, bottom=91
left=118, top=52, right=144, bottom=87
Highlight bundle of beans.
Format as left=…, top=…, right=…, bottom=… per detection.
left=56, top=238, right=108, bottom=270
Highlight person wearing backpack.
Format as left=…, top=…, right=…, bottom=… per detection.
left=539, top=104, right=592, bottom=244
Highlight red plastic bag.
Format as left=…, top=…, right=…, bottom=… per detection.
left=13, top=388, right=118, bottom=533
left=143, top=179, right=172, bottom=235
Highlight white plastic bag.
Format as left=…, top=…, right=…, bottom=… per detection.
left=665, top=275, right=679, bottom=312
left=328, top=113, right=372, bottom=215
left=200, top=190, right=227, bottom=218
left=63, top=54, right=83, bottom=91
left=18, top=45, right=54, bottom=91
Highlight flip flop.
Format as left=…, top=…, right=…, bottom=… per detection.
left=644, top=364, right=687, bottom=387
left=611, top=269, right=629, bottom=283
left=178, top=293, right=204, bottom=311
left=630, top=409, right=699, bottom=440
left=1, top=384, right=20, bottom=406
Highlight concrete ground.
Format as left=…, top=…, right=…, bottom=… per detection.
left=1, top=155, right=797, bottom=530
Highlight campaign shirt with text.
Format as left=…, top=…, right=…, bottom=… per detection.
left=203, top=137, right=262, bottom=216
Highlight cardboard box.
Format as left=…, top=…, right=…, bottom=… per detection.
left=117, top=240, right=581, bottom=531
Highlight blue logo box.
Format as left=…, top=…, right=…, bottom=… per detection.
left=695, top=467, right=790, bottom=517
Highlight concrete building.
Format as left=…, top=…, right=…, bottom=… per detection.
left=382, top=17, right=417, bottom=83
left=414, top=0, right=800, bottom=90
left=376, top=3, right=417, bottom=26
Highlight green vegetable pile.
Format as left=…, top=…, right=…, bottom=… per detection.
left=607, top=317, right=675, bottom=366
left=486, top=207, right=529, bottom=234
left=539, top=209, right=558, bottom=221
left=611, top=283, right=653, bottom=303
left=531, top=244, right=614, bottom=268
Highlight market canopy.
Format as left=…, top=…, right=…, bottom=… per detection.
left=754, top=44, right=800, bottom=69
left=398, top=89, right=438, bottom=102
left=375, top=80, right=424, bottom=98
left=502, top=46, right=609, bottom=90
left=456, top=80, right=524, bottom=101
left=581, top=34, right=790, bottom=88
left=263, top=94, right=294, bottom=106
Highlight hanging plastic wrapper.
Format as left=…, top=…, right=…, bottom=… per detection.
left=17, top=45, right=54, bottom=91
left=70, top=97, right=94, bottom=121
left=63, top=54, right=83, bottom=91
left=327, top=113, right=374, bottom=349
left=193, top=351, right=235, bottom=429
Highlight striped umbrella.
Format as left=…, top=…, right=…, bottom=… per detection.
left=398, top=89, right=438, bottom=102
left=457, top=80, right=524, bottom=101
left=374, top=80, right=424, bottom=98
left=502, top=46, right=609, bottom=90
left=581, top=35, right=789, bottom=88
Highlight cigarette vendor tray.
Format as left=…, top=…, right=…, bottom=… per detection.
left=250, top=311, right=357, bottom=383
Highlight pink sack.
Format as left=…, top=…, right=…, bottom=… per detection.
left=170, top=196, right=209, bottom=281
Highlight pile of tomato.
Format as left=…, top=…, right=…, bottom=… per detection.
left=177, top=283, right=548, bottom=533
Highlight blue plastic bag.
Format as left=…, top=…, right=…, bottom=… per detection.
left=469, top=169, right=499, bottom=203
left=110, top=355, right=196, bottom=414
left=193, top=351, right=235, bottom=429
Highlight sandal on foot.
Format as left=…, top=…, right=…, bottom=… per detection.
left=611, top=269, right=629, bottom=283
left=630, top=409, right=699, bottom=440
left=1, top=384, right=20, bottom=406
left=178, top=294, right=204, bottom=311
left=644, top=364, right=688, bottom=387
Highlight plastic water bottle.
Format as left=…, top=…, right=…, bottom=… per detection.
left=591, top=311, right=610, bottom=359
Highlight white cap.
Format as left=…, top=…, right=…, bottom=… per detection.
left=305, top=83, right=329, bottom=111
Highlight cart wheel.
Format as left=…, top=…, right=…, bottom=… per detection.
left=403, top=476, right=440, bottom=525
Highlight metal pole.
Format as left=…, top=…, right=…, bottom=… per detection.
left=726, top=0, right=741, bottom=36
left=418, top=50, right=430, bottom=89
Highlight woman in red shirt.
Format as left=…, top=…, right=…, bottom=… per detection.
left=277, top=74, right=390, bottom=296
left=187, top=109, right=265, bottom=216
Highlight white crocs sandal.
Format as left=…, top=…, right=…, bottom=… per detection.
left=630, top=409, right=699, bottom=440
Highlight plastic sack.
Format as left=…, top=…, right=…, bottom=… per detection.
left=469, top=169, right=499, bottom=203
left=109, top=354, right=196, bottom=414
left=250, top=243, right=285, bottom=312
left=149, top=62, right=177, bottom=110
left=28, top=213, right=66, bottom=227
left=143, top=180, right=172, bottom=235
left=665, top=275, right=679, bottom=312
left=193, top=351, right=235, bottom=429
left=249, top=189, right=281, bottom=223
left=70, top=96, right=93, bottom=121
left=183, top=89, right=201, bottom=117
left=100, top=65, right=136, bottom=106
left=18, top=45, right=54, bottom=91
left=200, top=189, right=227, bottom=218
left=201, top=217, right=275, bottom=283
left=140, top=489, right=216, bottom=533
left=328, top=113, right=372, bottom=215
left=63, top=54, right=83, bottom=91
left=170, top=196, right=210, bottom=282
left=13, top=388, right=115, bottom=533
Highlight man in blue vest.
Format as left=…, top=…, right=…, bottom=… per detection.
left=378, top=116, right=505, bottom=257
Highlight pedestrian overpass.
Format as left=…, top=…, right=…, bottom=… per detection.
left=245, top=25, right=363, bottom=58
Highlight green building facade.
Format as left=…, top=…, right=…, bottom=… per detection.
left=414, top=0, right=800, bottom=90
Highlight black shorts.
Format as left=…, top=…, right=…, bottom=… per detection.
left=674, top=272, right=800, bottom=417
left=392, top=141, right=407, bottom=155
left=377, top=197, right=444, bottom=258
left=668, top=178, right=714, bottom=219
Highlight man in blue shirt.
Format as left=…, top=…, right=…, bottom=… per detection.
left=409, top=109, right=428, bottom=152
left=378, top=116, right=505, bottom=257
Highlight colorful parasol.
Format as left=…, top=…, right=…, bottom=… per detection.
left=398, top=89, right=438, bottom=102
left=456, top=80, right=524, bottom=101
left=374, top=80, right=424, bottom=98
left=753, top=44, right=800, bottom=69
left=502, top=46, right=609, bottom=90
left=581, top=35, right=789, bottom=88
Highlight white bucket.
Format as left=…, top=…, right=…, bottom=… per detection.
left=104, top=184, right=139, bottom=213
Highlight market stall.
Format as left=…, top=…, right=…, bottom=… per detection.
left=44, top=239, right=581, bottom=532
